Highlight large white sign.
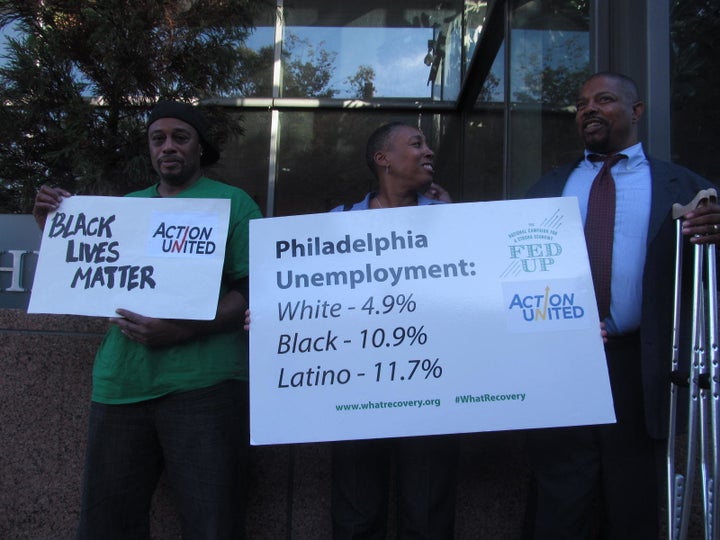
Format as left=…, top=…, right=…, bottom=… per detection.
left=28, top=196, right=230, bottom=320
left=249, top=198, right=615, bottom=445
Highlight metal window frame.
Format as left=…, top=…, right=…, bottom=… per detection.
left=210, top=0, right=674, bottom=215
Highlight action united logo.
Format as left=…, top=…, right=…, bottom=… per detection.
left=502, top=279, right=592, bottom=333
left=507, top=284, right=586, bottom=322
left=146, top=212, right=222, bottom=258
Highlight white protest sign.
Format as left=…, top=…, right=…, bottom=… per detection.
left=28, top=195, right=230, bottom=320
left=249, top=197, right=615, bottom=445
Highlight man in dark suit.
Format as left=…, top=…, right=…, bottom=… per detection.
left=523, top=72, right=719, bottom=539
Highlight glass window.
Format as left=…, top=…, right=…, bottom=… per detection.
left=670, top=0, right=720, bottom=182
left=237, top=25, right=276, bottom=97
left=463, top=108, right=505, bottom=202
left=468, top=1, right=589, bottom=201
left=463, top=1, right=491, bottom=75
left=476, top=41, right=506, bottom=105
left=281, top=1, right=464, bottom=100
left=208, top=110, right=271, bottom=213
left=466, top=41, right=506, bottom=203
left=272, top=111, right=456, bottom=216
left=506, top=0, right=590, bottom=198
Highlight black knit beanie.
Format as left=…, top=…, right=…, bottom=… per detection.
left=147, top=101, right=220, bottom=166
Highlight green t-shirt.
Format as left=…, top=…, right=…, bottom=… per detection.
left=91, top=177, right=262, bottom=404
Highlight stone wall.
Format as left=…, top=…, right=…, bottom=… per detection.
left=0, top=309, right=531, bottom=539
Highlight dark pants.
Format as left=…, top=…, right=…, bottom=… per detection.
left=77, top=380, right=249, bottom=540
left=331, top=435, right=458, bottom=540
left=524, top=334, right=661, bottom=540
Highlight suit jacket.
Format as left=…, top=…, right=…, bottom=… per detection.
left=526, top=150, right=716, bottom=439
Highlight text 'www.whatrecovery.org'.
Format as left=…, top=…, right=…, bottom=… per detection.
left=335, top=398, right=440, bottom=412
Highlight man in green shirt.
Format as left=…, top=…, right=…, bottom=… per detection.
left=33, top=101, right=261, bottom=539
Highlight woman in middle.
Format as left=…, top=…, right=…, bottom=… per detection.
left=330, top=121, right=457, bottom=540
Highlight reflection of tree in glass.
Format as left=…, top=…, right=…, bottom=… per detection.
left=512, top=34, right=589, bottom=108
left=478, top=72, right=500, bottom=103
left=514, top=61, right=589, bottom=108
left=511, top=0, right=589, bottom=108
left=282, top=33, right=337, bottom=98
left=0, top=0, right=267, bottom=212
left=345, top=65, right=376, bottom=100
left=243, top=33, right=378, bottom=100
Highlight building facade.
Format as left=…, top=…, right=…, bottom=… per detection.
left=205, top=0, right=717, bottom=219
left=2, top=0, right=718, bottom=304
left=0, top=1, right=716, bottom=537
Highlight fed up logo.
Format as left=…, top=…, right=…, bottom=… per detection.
left=502, top=209, right=563, bottom=278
